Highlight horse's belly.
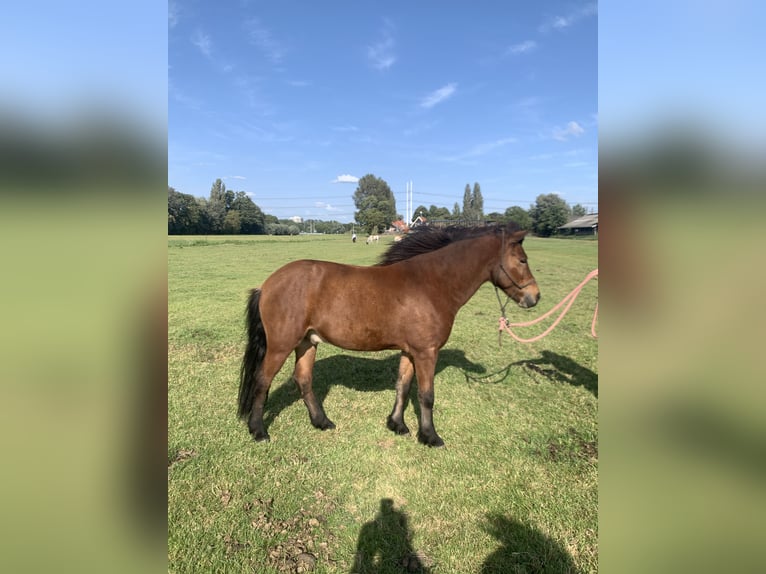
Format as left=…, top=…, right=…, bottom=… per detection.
left=312, top=319, right=399, bottom=352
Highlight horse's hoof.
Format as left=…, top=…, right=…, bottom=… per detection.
left=313, top=419, right=336, bottom=431
left=253, top=432, right=270, bottom=443
left=418, top=432, right=445, bottom=448
left=386, top=417, right=410, bottom=436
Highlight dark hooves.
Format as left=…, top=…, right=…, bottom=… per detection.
left=313, top=419, right=336, bottom=431
left=386, top=417, right=411, bottom=436
left=418, top=432, right=445, bottom=448
left=253, top=433, right=271, bottom=443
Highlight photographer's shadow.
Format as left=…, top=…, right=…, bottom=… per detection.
left=351, top=498, right=430, bottom=573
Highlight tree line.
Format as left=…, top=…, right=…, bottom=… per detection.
left=352, top=173, right=590, bottom=237
left=169, top=175, right=592, bottom=237
left=168, top=179, right=354, bottom=236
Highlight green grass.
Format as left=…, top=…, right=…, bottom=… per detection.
left=169, top=233, right=598, bottom=573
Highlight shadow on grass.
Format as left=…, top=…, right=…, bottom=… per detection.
left=351, top=498, right=431, bottom=574
left=262, top=349, right=485, bottom=429
left=466, top=350, right=598, bottom=397
left=481, top=514, right=579, bottom=574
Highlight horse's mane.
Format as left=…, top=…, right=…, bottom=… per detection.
left=377, top=221, right=523, bottom=266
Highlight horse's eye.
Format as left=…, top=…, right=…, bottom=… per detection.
left=520, top=259, right=527, bottom=265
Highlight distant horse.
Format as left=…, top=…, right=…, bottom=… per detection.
left=366, top=235, right=380, bottom=244
left=238, top=223, right=539, bottom=447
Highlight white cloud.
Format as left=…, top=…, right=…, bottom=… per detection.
left=368, top=19, right=396, bottom=70
left=315, top=201, right=341, bottom=212
left=420, top=83, right=457, bottom=109
left=553, top=121, right=585, bottom=141
left=507, top=40, right=537, bottom=55
left=192, top=30, right=212, bottom=58
left=224, top=175, right=247, bottom=180
left=541, top=2, right=598, bottom=32
left=332, top=174, right=359, bottom=184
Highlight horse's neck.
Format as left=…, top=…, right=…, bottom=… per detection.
left=422, top=235, right=498, bottom=309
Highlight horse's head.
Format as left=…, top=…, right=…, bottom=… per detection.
left=492, top=228, right=540, bottom=309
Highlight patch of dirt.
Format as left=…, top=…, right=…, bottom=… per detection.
left=244, top=489, right=339, bottom=573
left=538, top=428, right=598, bottom=463
left=167, top=448, right=197, bottom=468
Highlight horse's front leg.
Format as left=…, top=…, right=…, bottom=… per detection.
left=387, top=352, right=414, bottom=436
left=413, top=350, right=445, bottom=447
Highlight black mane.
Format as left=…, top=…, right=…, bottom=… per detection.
left=377, top=221, right=523, bottom=266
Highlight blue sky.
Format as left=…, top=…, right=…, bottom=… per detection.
left=169, top=1, right=597, bottom=223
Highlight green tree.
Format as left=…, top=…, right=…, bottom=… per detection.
left=413, top=204, right=429, bottom=222
left=222, top=210, right=241, bottom=234
left=206, top=178, right=233, bottom=232
left=353, top=174, right=397, bottom=234
left=486, top=212, right=505, bottom=222
left=529, top=193, right=570, bottom=237
left=452, top=202, right=461, bottom=219
left=571, top=203, right=588, bottom=219
left=428, top=205, right=450, bottom=220
left=168, top=186, right=201, bottom=234
left=503, top=205, right=532, bottom=230
left=231, top=191, right=266, bottom=234
left=195, top=198, right=215, bottom=234
left=472, top=182, right=484, bottom=220
left=462, top=184, right=472, bottom=220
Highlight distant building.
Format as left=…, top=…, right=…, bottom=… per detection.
left=390, top=220, right=408, bottom=233
left=289, top=216, right=303, bottom=224
left=558, top=213, right=598, bottom=236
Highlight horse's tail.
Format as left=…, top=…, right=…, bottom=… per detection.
left=238, top=288, right=267, bottom=420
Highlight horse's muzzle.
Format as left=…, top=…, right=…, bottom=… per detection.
left=519, top=290, right=540, bottom=309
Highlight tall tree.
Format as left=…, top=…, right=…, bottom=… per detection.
left=452, top=202, right=461, bottom=219
left=472, top=182, right=484, bottom=220
left=353, top=174, right=397, bottom=234
left=462, top=184, right=472, bottom=220
left=207, top=178, right=231, bottom=232
left=231, top=191, right=266, bottom=234
left=529, top=193, right=570, bottom=237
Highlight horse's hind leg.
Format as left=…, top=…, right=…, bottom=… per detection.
left=249, top=348, right=291, bottom=442
left=294, top=338, right=335, bottom=431
left=387, top=352, right=414, bottom=436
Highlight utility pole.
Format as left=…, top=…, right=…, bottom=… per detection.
left=405, top=180, right=414, bottom=224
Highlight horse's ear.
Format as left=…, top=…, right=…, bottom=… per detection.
left=510, top=229, right=528, bottom=244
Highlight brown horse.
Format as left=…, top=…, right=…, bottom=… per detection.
left=238, top=222, right=540, bottom=447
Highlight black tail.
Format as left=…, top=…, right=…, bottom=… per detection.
left=238, top=289, right=267, bottom=420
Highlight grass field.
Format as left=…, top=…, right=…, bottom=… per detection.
left=168, top=233, right=598, bottom=573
